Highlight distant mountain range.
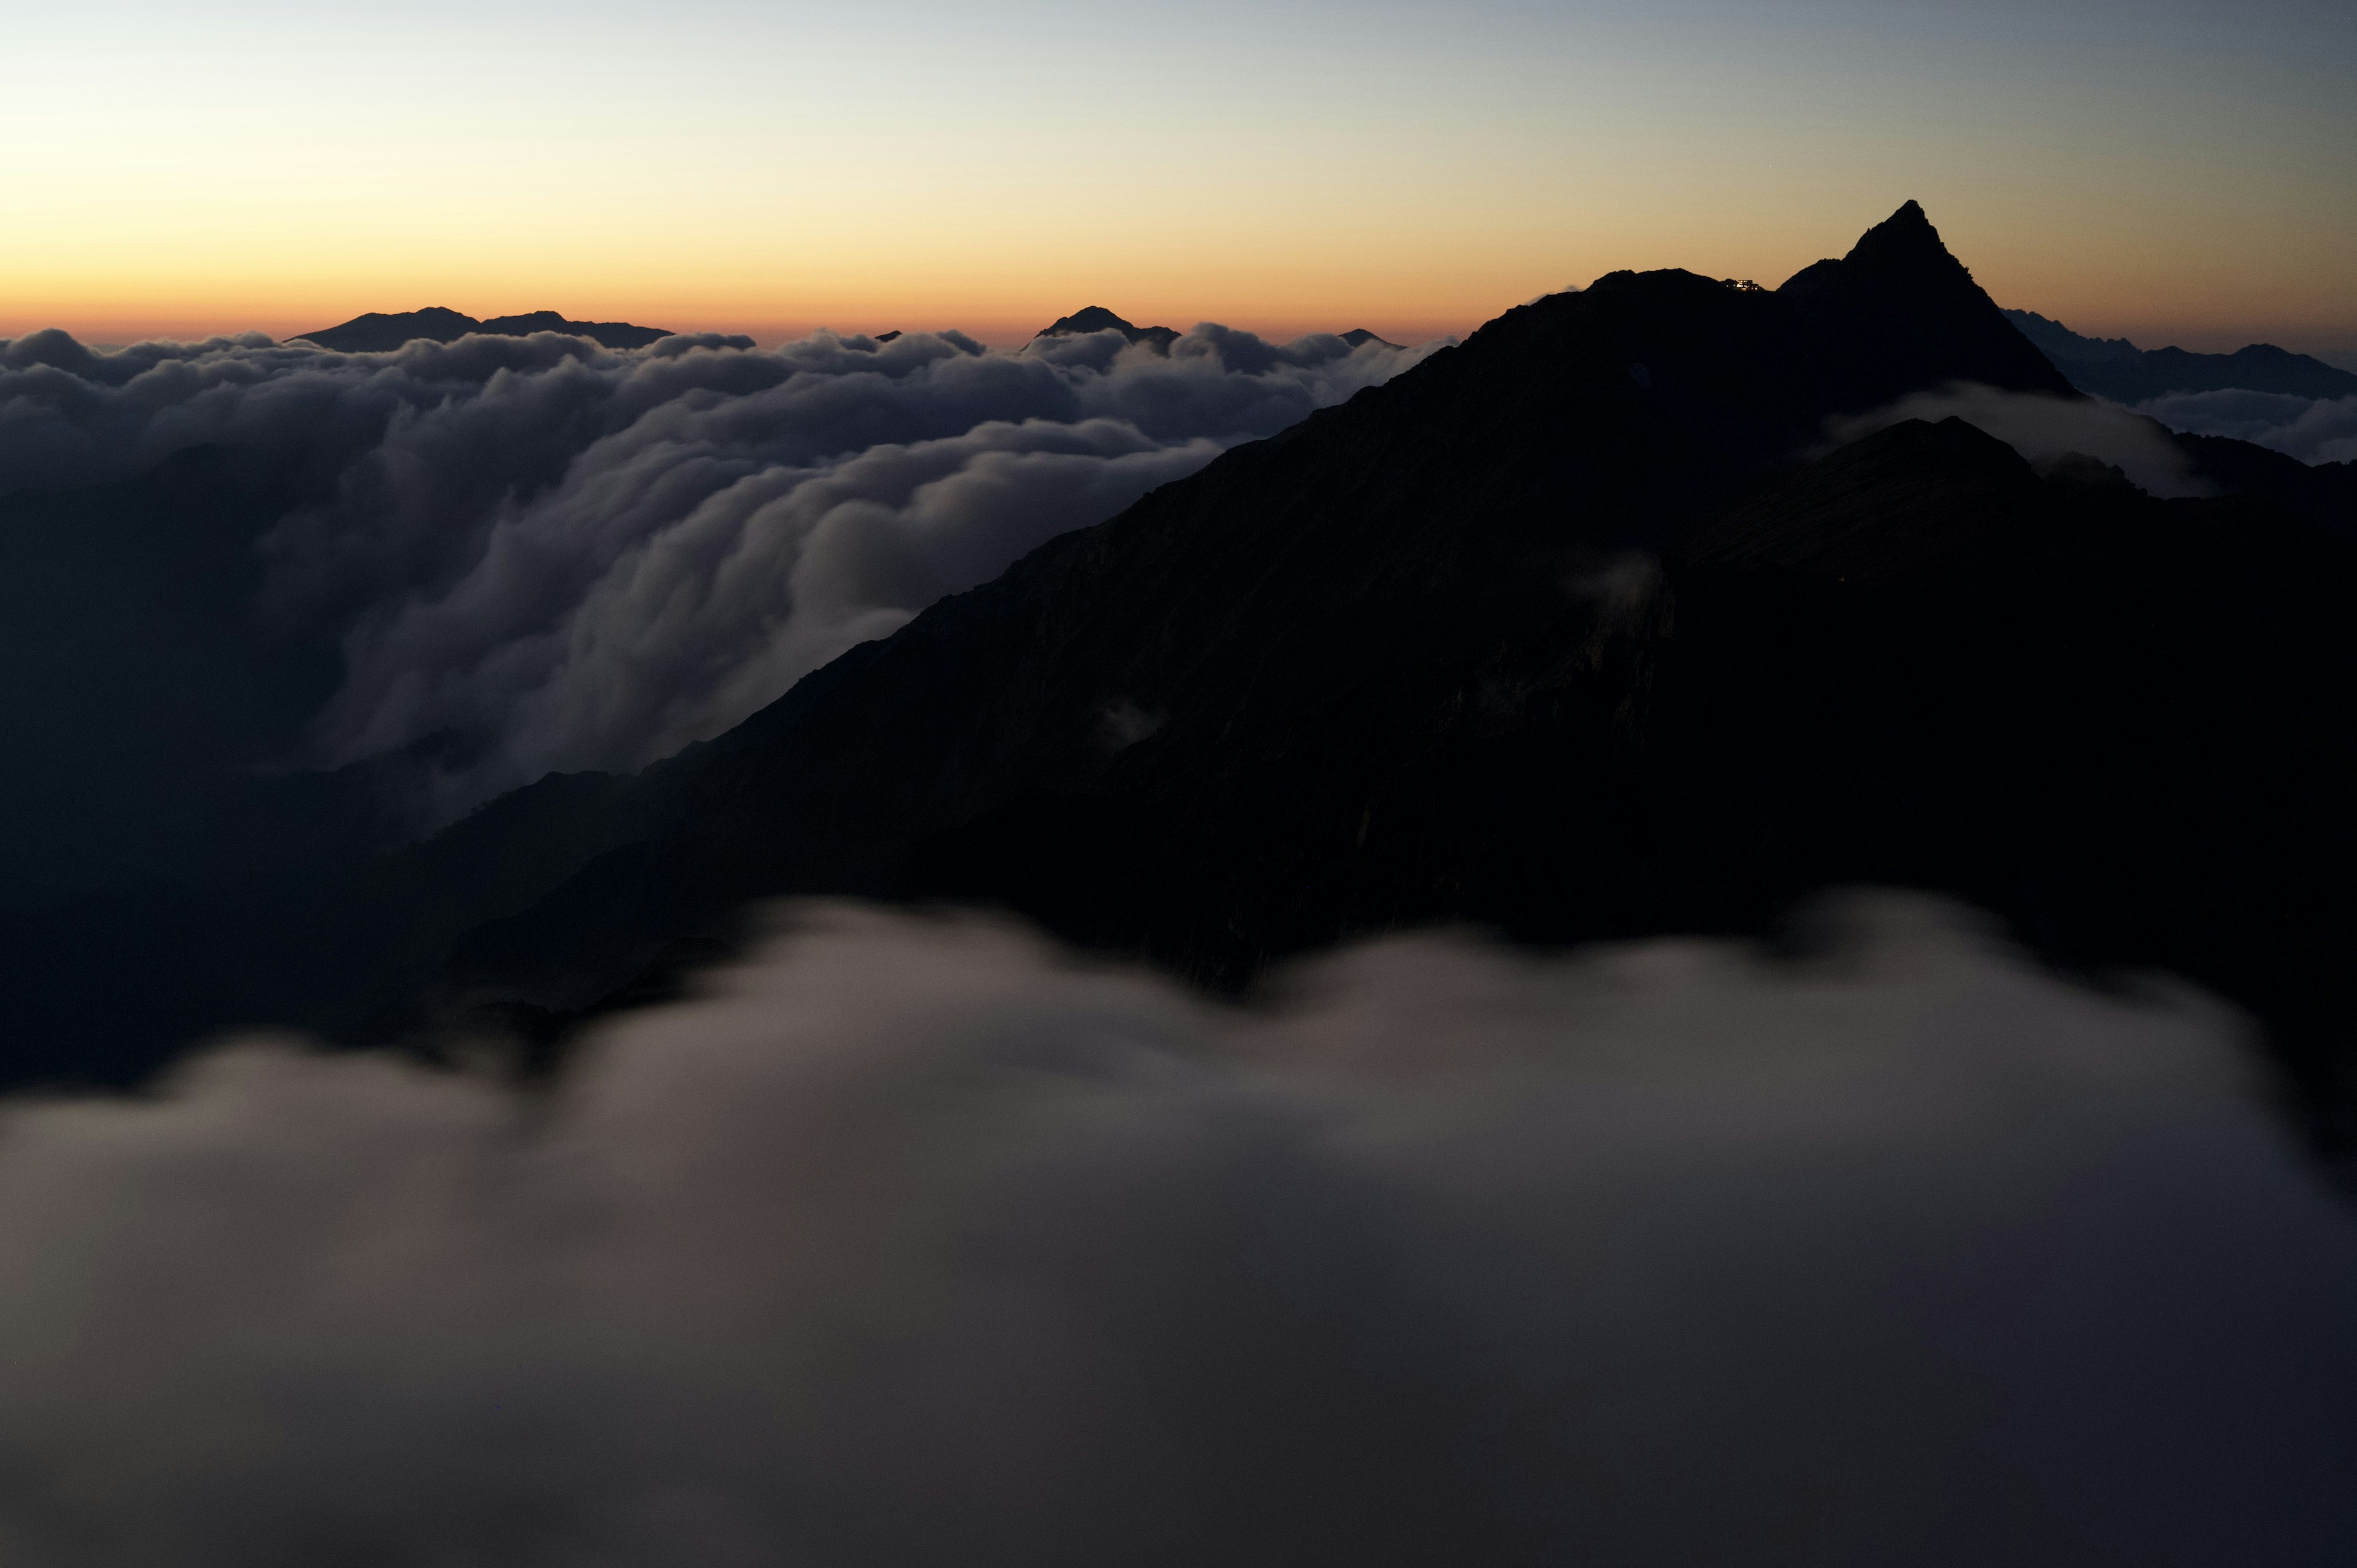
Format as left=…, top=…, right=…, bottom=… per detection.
left=293, top=305, right=1399, bottom=357
left=292, top=307, right=674, bottom=353
left=1034, top=307, right=1403, bottom=352
left=2004, top=308, right=2357, bottom=402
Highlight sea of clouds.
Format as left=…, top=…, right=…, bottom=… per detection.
left=0, top=322, right=1439, bottom=821
left=0, top=893, right=2350, bottom=1566
left=2135, top=388, right=2357, bottom=466
left=4, top=320, right=2345, bottom=833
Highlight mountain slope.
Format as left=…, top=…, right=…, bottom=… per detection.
left=407, top=203, right=2101, bottom=999
left=18, top=201, right=2357, bottom=1154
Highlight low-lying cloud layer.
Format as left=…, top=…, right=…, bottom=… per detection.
left=1826, top=382, right=2211, bottom=496
left=0, top=323, right=1438, bottom=819
left=2136, top=388, right=2357, bottom=466
left=1, top=896, right=2350, bottom=1566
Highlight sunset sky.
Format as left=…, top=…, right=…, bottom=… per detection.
left=9, top=0, right=2351, bottom=354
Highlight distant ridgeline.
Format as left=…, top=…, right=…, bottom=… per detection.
left=1032, top=306, right=1402, bottom=352
left=2004, top=308, right=2357, bottom=403
left=296, top=304, right=1400, bottom=356
left=292, top=307, right=673, bottom=353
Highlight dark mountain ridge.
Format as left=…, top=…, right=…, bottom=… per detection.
left=13, top=203, right=2357, bottom=1158
left=2004, top=307, right=2357, bottom=402
left=292, top=307, right=673, bottom=353
left=432, top=203, right=2081, bottom=981
left=1034, top=310, right=1404, bottom=353
left=1034, top=306, right=1183, bottom=350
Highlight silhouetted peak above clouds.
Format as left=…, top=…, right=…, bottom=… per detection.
left=1339, top=328, right=1402, bottom=349
left=1033, top=305, right=1183, bottom=350
left=292, top=307, right=673, bottom=353
left=1762, top=200, right=2079, bottom=404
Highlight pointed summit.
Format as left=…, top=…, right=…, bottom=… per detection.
left=1840, top=199, right=1975, bottom=289
left=1777, top=201, right=2074, bottom=405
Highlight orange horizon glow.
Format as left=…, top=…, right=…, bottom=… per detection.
left=6, top=3, right=2350, bottom=361
left=14, top=266, right=2350, bottom=361
left=8, top=199, right=2348, bottom=358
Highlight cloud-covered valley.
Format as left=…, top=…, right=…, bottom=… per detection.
left=2135, top=388, right=2357, bottom=466
left=0, top=321, right=1438, bottom=821
left=1, top=895, right=2351, bottom=1566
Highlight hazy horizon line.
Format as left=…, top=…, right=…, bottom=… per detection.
left=13, top=306, right=2356, bottom=366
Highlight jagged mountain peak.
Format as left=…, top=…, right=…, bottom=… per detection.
left=1770, top=202, right=2075, bottom=403
left=1824, top=199, right=1972, bottom=287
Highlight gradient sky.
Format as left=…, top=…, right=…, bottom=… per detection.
left=7, top=0, right=2351, bottom=353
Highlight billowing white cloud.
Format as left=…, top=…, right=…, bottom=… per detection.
left=1824, top=381, right=2212, bottom=496
left=2136, top=388, right=2357, bottom=466
left=0, top=323, right=1440, bottom=821
left=0, top=895, right=2351, bottom=1565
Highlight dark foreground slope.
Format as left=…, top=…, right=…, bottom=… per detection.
left=13, top=204, right=2357, bottom=1148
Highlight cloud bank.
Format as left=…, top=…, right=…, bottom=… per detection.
left=1825, top=382, right=2211, bottom=496
left=0, top=323, right=1438, bottom=819
left=1, top=895, right=2351, bottom=1566
left=2135, top=388, right=2357, bottom=466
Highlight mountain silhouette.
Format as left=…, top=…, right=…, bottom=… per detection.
left=1033, top=306, right=1182, bottom=350
left=1034, top=312, right=1404, bottom=353
left=292, top=307, right=673, bottom=352
left=12, top=203, right=2357, bottom=1159
left=2005, top=309, right=2357, bottom=401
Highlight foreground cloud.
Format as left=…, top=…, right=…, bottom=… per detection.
left=0, top=895, right=2350, bottom=1565
left=0, top=323, right=1439, bottom=820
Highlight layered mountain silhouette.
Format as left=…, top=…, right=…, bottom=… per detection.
left=2005, top=308, right=2357, bottom=402
left=12, top=202, right=2357, bottom=1157
left=293, top=307, right=673, bottom=352
left=1029, top=312, right=1395, bottom=355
